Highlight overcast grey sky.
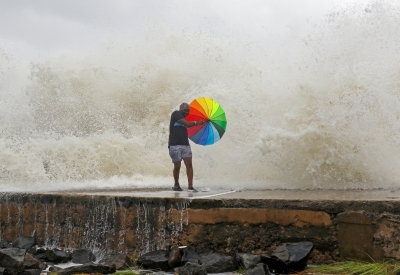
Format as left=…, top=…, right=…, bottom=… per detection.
left=0, top=0, right=367, bottom=59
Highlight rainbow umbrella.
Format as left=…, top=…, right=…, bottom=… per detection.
left=186, top=97, right=227, bottom=146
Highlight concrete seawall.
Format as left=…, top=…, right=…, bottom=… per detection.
left=1, top=189, right=400, bottom=263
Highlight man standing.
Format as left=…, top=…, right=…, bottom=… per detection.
left=168, top=103, right=205, bottom=192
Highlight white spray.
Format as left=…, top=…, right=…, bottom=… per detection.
left=1, top=1, right=400, bottom=191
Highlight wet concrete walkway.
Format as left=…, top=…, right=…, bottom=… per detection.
left=44, top=188, right=400, bottom=201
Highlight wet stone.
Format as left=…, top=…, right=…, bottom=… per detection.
left=23, top=253, right=47, bottom=270
left=58, top=262, right=116, bottom=275
left=0, top=248, right=26, bottom=275
left=71, top=249, right=96, bottom=264
left=181, top=246, right=202, bottom=265
left=174, top=262, right=207, bottom=275
left=168, top=245, right=182, bottom=268
left=262, top=242, right=314, bottom=273
left=243, top=263, right=271, bottom=275
left=13, top=237, right=36, bottom=250
left=100, top=254, right=134, bottom=270
left=44, top=249, right=71, bottom=264
left=18, top=269, right=41, bottom=275
left=200, top=252, right=237, bottom=273
left=236, top=253, right=262, bottom=269
left=137, top=250, right=169, bottom=271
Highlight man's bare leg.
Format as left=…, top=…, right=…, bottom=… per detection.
left=173, top=161, right=181, bottom=187
left=183, top=157, right=193, bottom=189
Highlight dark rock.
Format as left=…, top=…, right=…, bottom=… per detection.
left=24, top=253, right=47, bottom=270
left=18, top=269, right=41, bottom=275
left=48, top=265, right=62, bottom=272
left=243, top=263, right=271, bottom=275
left=31, top=248, right=46, bottom=256
left=261, top=253, right=287, bottom=274
left=0, top=267, right=4, bottom=275
left=262, top=242, right=314, bottom=273
left=44, top=249, right=71, bottom=263
left=175, top=262, right=207, bottom=275
left=236, top=253, right=262, bottom=269
left=168, top=246, right=182, bottom=268
left=100, top=254, right=134, bottom=270
left=200, top=252, right=237, bottom=273
left=0, top=248, right=26, bottom=275
left=137, top=250, right=169, bottom=271
left=34, top=253, right=49, bottom=262
left=276, top=241, right=313, bottom=271
left=58, top=262, right=116, bottom=275
left=0, top=240, right=12, bottom=249
left=71, top=249, right=96, bottom=264
left=26, top=248, right=37, bottom=256
left=181, top=246, right=202, bottom=265
left=197, top=248, right=213, bottom=256
left=13, top=237, right=35, bottom=250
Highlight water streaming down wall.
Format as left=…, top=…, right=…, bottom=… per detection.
left=4, top=191, right=400, bottom=263
left=1, top=1, right=400, bottom=191
left=0, top=193, right=190, bottom=259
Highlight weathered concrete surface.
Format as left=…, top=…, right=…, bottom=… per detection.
left=336, top=212, right=380, bottom=261
left=0, top=189, right=400, bottom=264
left=170, top=208, right=332, bottom=227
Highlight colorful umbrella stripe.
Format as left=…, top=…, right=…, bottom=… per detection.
left=186, top=97, right=227, bottom=146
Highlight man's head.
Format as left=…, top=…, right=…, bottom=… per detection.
left=179, top=102, right=190, bottom=117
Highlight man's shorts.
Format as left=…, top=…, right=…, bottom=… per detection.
left=169, top=145, right=192, bottom=163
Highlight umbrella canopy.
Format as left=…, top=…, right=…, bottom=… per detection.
left=186, top=97, right=227, bottom=146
